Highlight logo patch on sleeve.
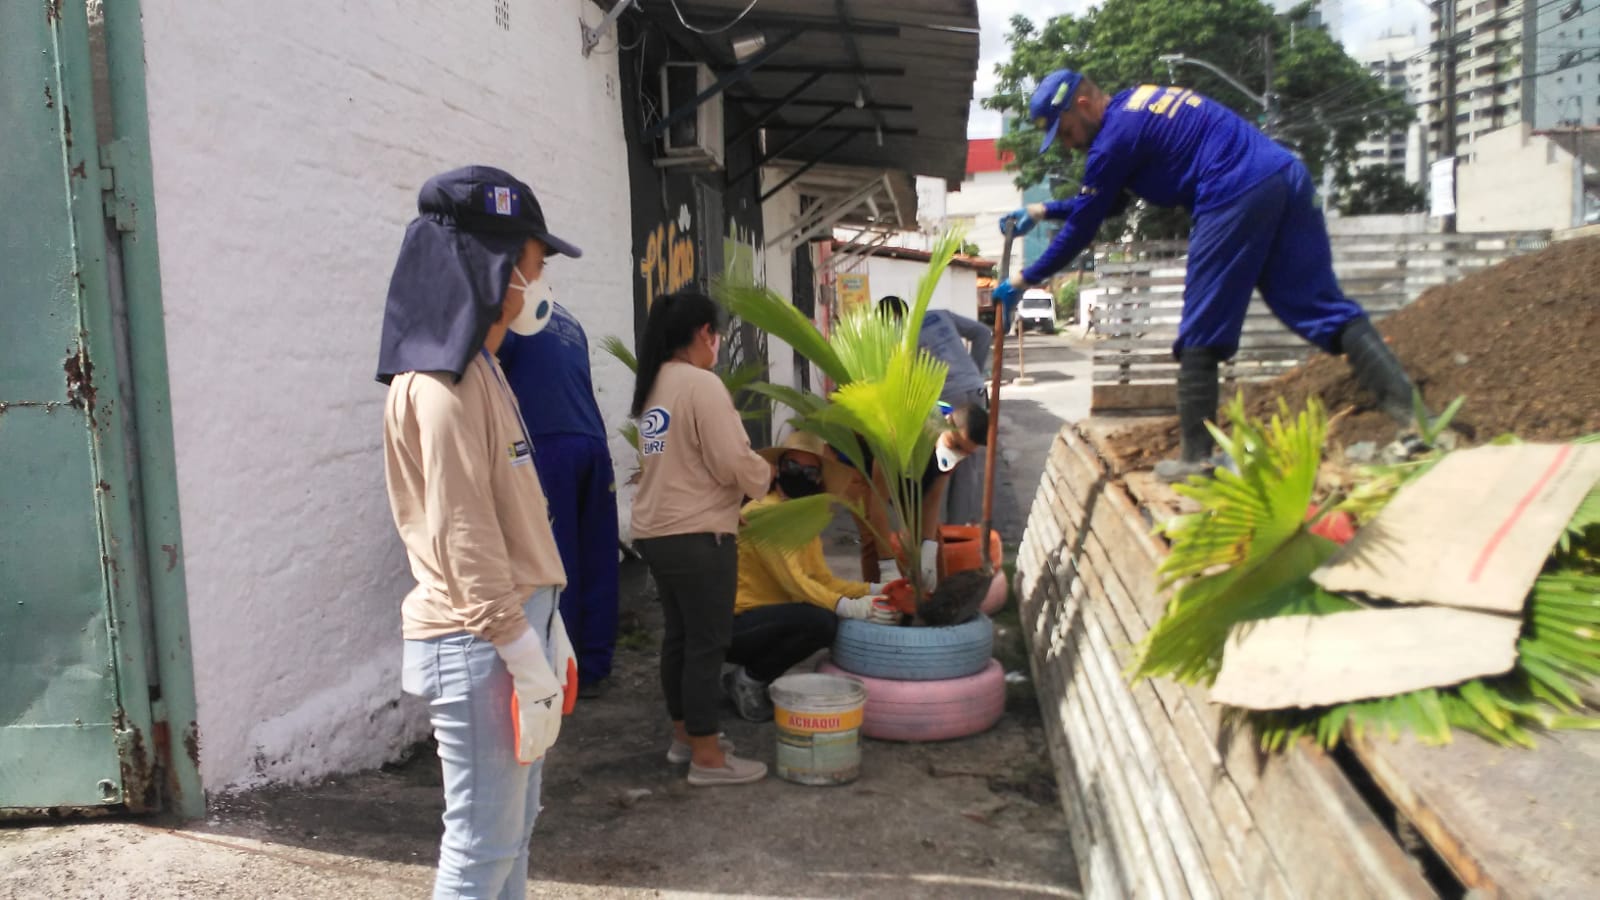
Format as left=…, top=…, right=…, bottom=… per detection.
left=639, top=407, right=671, bottom=456
left=508, top=439, right=533, bottom=466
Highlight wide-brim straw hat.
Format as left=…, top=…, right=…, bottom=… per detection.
left=758, top=430, right=858, bottom=497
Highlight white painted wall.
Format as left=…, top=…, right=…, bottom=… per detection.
left=1458, top=125, right=1580, bottom=232
left=860, top=256, right=981, bottom=320
left=140, top=0, right=633, bottom=790
left=944, top=171, right=1022, bottom=260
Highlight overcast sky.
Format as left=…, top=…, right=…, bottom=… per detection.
left=968, top=0, right=1430, bottom=138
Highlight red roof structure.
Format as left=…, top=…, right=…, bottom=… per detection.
left=965, top=138, right=1014, bottom=176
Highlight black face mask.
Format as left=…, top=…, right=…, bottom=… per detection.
left=777, top=460, right=825, bottom=499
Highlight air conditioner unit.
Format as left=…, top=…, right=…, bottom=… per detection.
left=659, top=62, right=724, bottom=169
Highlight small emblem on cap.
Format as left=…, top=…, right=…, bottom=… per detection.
left=493, top=186, right=514, bottom=215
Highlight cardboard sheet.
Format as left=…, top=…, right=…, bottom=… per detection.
left=1311, top=444, right=1600, bottom=613
left=1211, top=607, right=1523, bottom=709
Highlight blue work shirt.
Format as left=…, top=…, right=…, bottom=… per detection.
left=1022, top=85, right=1297, bottom=284
left=919, top=309, right=992, bottom=404
left=498, top=303, right=607, bottom=440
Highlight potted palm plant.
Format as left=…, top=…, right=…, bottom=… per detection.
left=719, top=230, right=968, bottom=611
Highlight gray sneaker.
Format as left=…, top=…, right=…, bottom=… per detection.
left=722, top=666, right=774, bottom=722
left=665, top=734, right=734, bottom=765
left=687, top=752, right=768, bottom=787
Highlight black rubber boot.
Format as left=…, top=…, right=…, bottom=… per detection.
left=1155, top=348, right=1222, bottom=483
left=1338, top=317, right=1418, bottom=426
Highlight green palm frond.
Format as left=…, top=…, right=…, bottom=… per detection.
left=902, top=227, right=967, bottom=354
left=713, top=277, right=850, bottom=385
left=831, top=350, right=947, bottom=477
left=722, top=361, right=771, bottom=396
left=1138, top=397, right=1600, bottom=752
left=831, top=306, right=904, bottom=385
left=598, top=335, right=637, bottom=373
left=739, top=492, right=861, bottom=553
left=1134, top=396, right=1334, bottom=683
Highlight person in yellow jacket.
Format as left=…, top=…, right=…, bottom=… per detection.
left=724, top=432, right=896, bottom=721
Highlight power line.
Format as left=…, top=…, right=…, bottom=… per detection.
left=662, top=0, right=763, bottom=36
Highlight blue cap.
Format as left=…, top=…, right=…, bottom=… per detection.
left=418, top=165, right=583, bottom=258
left=1029, top=69, right=1084, bottom=154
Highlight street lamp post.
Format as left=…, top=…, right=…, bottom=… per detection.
left=1158, top=53, right=1278, bottom=136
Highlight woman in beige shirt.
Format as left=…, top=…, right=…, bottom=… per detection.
left=377, top=166, right=581, bottom=898
left=629, top=290, right=774, bottom=787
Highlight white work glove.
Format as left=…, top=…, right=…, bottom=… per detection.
left=496, top=628, right=563, bottom=764
left=877, top=558, right=902, bottom=583
left=835, top=596, right=874, bottom=620
left=550, top=610, right=579, bottom=715
left=919, top=539, right=940, bottom=591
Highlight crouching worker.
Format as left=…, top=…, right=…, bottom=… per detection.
left=726, top=432, right=896, bottom=721
left=377, top=166, right=580, bottom=899
left=855, top=403, right=989, bottom=588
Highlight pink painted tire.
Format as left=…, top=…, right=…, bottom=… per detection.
left=820, top=659, right=1005, bottom=742
left=979, top=571, right=1008, bottom=616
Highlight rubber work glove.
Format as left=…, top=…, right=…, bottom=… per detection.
left=877, top=558, right=902, bottom=584
left=867, top=597, right=902, bottom=625
left=496, top=628, right=564, bottom=764
left=550, top=610, right=579, bottom=715
left=998, top=207, right=1037, bottom=236
left=835, top=596, right=875, bottom=620
left=919, top=539, right=940, bottom=591
left=985, top=277, right=1024, bottom=333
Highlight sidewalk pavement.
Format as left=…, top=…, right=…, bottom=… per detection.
left=0, top=334, right=1092, bottom=900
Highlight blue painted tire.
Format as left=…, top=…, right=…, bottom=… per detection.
left=830, top=615, right=994, bottom=681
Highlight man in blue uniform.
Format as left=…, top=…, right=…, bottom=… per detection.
left=992, top=69, right=1423, bottom=481
left=501, top=303, right=619, bottom=696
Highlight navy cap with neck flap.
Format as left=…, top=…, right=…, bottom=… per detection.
left=375, top=165, right=583, bottom=385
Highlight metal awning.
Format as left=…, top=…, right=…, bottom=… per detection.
left=630, top=0, right=979, bottom=187
left=759, top=163, right=918, bottom=252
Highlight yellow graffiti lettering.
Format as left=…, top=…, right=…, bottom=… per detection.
left=639, top=221, right=696, bottom=309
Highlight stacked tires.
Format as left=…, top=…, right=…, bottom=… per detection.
left=822, top=612, right=1006, bottom=742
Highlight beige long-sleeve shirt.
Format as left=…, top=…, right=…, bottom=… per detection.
left=630, top=361, right=772, bottom=539
left=384, top=351, right=566, bottom=645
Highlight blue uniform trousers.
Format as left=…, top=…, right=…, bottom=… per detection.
left=533, top=433, right=619, bottom=686
left=1177, top=162, right=1365, bottom=358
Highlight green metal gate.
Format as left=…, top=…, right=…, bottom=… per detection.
left=2, top=0, right=200, bottom=817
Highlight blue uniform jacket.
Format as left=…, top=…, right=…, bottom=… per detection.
left=1022, top=85, right=1296, bottom=284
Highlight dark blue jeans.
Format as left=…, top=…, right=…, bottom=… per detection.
left=728, top=603, right=838, bottom=683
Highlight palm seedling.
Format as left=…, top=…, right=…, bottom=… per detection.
left=1133, top=395, right=1600, bottom=750
left=719, top=229, right=971, bottom=611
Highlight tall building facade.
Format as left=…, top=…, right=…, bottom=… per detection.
left=1356, top=30, right=1428, bottom=181
left=1532, top=0, right=1600, bottom=128
left=1424, top=0, right=1536, bottom=161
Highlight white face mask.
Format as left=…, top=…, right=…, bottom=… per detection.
left=935, top=434, right=970, bottom=473
left=508, top=268, right=555, bottom=336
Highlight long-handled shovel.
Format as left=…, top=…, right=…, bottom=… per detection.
left=917, top=226, right=1016, bottom=626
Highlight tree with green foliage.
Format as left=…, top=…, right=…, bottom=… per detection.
left=1337, top=165, right=1427, bottom=216
left=986, top=0, right=1413, bottom=240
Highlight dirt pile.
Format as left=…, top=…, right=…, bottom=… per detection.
left=1107, top=236, right=1600, bottom=470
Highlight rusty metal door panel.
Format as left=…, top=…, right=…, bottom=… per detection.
left=0, top=410, right=126, bottom=808
left=1, top=0, right=156, bottom=812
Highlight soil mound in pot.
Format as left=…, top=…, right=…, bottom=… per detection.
left=1107, top=236, right=1600, bottom=470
